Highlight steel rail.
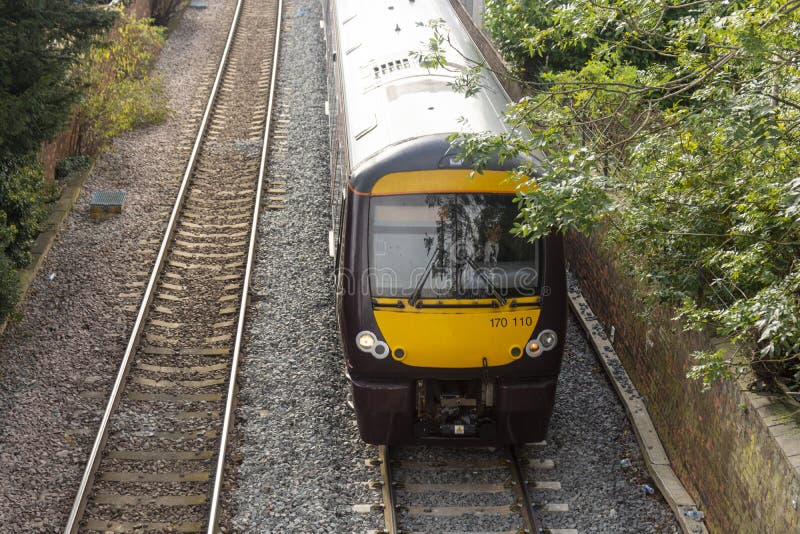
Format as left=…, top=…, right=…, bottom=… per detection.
left=507, top=446, right=541, bottom=534
left=206, top=0, right=284, bottom=530
left=64, top=0, right=247, bottom=529
left=378, top=445, right=399, bottom=534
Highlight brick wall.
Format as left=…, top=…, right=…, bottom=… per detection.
left=128, top=0, right=153, bottom=20
left=566, top=231, right=800, bottom=533
left=40, top=117, right=81, bottom=181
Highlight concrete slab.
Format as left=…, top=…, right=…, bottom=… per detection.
left=759, top=401, right=797, bottom=427
left=775, top=434, right=800, bottom=458
left=651, top=464, right=695, bottom=506
left=788, top=454, right=800, bottom=470
left=744, top=391, right=774, bottom=410
left=768, top=423, right=800, bottom=439
left=30, top=230, right=56, bottom=256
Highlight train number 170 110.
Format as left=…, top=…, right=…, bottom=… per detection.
left=490, top=316, right=533, bottom=328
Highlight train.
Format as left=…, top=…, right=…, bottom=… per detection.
left=323, top=0, right=566, bottom=445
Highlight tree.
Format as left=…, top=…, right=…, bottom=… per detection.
left=0, top=155, right=46, bottom=318
left=0, top=0, right=115, bottom=161
left=431, top=1, right=800, bottom=391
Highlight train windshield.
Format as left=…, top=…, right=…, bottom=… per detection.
left=369, top=193, right=541, bottom=300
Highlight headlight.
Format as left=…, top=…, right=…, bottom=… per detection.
left=372, top=341, right=390, bottom=359
left=526, top=329, right=558, bottom=358
left=356, top=331, right=390, bottom=359
left=526, top=340, right=542, bottom=358
left=539, top=330, right=558, bottom=350
left=356, top=331, right=376, bottom=352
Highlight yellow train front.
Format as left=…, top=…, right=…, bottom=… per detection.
left=325, top=0, right=566, bottom=445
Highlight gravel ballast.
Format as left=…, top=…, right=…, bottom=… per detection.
left=230, top=2, right=377, bottom=531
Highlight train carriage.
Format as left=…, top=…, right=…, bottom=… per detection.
left=324, top=0, right=566, bottom=445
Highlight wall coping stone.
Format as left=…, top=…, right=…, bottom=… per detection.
left=749, top=390, right=800, bottom=478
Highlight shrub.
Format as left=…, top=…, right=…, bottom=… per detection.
left=76, top=12, right=168, bottom=154
left=55, top=155, right=91, bottom=180
left=0, top=0, right=114, bottom=161
left=0, top=155, right=47, bottom=268
left=0, top=154, right=46, bottom=322
left=0, top=252, right=19, bottom=321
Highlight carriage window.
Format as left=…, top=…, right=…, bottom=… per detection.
left=369, top=193, right=541, bottom=300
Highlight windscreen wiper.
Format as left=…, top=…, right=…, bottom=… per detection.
left=408, top=245, right=441, bottom=307
left=465, top=256, right=507, bottom=307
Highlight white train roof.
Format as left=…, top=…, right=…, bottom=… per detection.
left=332, top=0, right=514, bottom=173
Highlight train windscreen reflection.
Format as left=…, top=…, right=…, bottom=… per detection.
left=369, top=193, right=541, bottom=300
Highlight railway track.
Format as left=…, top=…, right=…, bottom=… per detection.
left=361, top=445, right=578, bottom=534
left=64, top=0, right=283, bottom=531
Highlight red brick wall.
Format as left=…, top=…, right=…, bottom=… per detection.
left=40, top=117, right=81, bottom=181
left=566, top=231, right=800, bottom=533
left=128, top=0, right=153, bottom=21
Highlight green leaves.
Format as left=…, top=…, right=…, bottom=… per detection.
left=449, top=65, right=484, bottom=98
left=411, top=19, right=448, bottom=70
left=687, top=349, right=735, bottom=391
left=514, top=168, right=611, bottom=238
left=0, top=0, right=114, bottom=160
left=0, top=154, right=46, bottom=268
left=0, top=154, right=47, bottom=321
left=476, top=0, right=800, bottom=392
left=76, top=12, right=167, bottom=154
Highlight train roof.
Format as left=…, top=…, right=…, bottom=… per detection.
left=331, top=0, right=516, bottom=174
